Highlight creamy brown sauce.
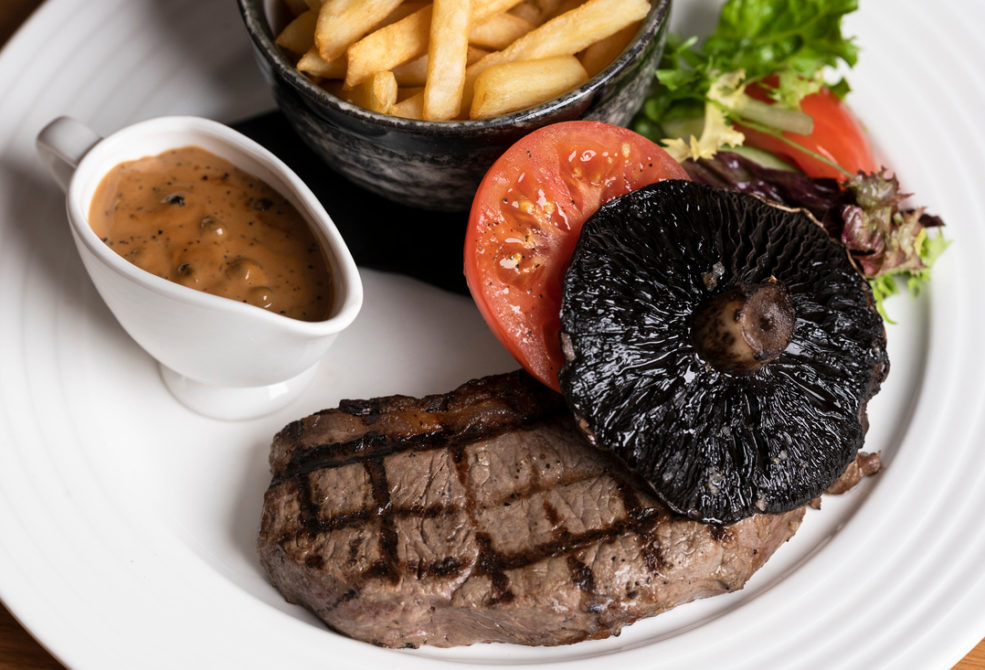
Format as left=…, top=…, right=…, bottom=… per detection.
left=89, top=146, right=333, bottom=322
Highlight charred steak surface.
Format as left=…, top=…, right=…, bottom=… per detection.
left=258, top=371, right=804, bottom=648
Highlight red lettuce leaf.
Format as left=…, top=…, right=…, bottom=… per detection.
left=683, top=151, right=943, bottom=279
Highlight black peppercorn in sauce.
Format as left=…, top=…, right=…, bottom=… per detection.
left=88, top=146, right=333, bottom=322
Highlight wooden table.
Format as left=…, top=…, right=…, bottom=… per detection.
left=0, top=0, right=983, bottom=667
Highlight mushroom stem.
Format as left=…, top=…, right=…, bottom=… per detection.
left=691, top=281, right=795, bottom=374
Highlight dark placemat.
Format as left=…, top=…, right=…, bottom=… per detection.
left=233, top=111, right=470, bottom=295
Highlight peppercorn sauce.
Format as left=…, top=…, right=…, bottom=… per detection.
left=88, top=146, right=333, bottom=322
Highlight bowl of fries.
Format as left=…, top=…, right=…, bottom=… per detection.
left=238, top=0, right=671, bottom=211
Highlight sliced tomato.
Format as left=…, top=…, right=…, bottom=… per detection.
left=740, top=85, right=878, bottom=180
left=465, top=121, right=688, bottom=391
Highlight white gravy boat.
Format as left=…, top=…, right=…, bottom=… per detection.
left=36, top=115, right=363, bottom=420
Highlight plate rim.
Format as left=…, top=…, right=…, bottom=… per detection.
left=1, top=0, right=984, bottom=668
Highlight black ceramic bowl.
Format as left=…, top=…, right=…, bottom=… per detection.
left=237, top=0, right=672, bottom=212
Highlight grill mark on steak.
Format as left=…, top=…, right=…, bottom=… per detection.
left=491, top=517, right=661, bottom=571
left=474, top=533, right=516, bottom=605
left=273, top=413, right=555, bottom=486
left=273, top=430, right=447, bottom=484
left=495, top=471, right=602, bottom=509
left=363, top=458, right=400, bottom=584
left=281, top=420, right=672, bottom=608
left=294, top=475, right=321, bottom=540
left=284, top=470, right=615, bottom=551
left=332, top=446, right=667, bottom=589
left=284, top=503, right=457, bottom=542
left=258, top=371, right=807, bottom=648
left=449, top=440, right=517, bottom=605
left=613, top=478, right=666, bottom=572
left=311, top=509, right=375, bottom=534
left=549, top=497, right=601, bottom=613
left=543, top=500, right=561, bottom=527
left=567, top=555, right=595, bottom=594
left=408, top=557, right=466, bottom=579
left=291, top=471, right=671, bottom=598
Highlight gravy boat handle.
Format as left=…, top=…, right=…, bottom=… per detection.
left=36, top=116, right=103, bottom=192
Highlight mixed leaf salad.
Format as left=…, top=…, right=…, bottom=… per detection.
left=633, top=0, right=947, bottom=319
left=466, top=0, right=948, bottom=394
left=465, top=0, right=925, bottom=523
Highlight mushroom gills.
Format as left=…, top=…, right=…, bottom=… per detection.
left=559, top=180, right=888, bottom=524
left=691, top=280, right=795, bottom=374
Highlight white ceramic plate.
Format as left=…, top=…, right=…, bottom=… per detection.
left=1, top=0, right=983, bottom=668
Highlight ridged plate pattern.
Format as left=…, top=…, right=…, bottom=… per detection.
left=0, top=0, right=982, bottom=668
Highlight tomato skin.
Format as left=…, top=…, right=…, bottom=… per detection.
left=465, top=121, right=688, bottom=391
left=740, top=86, right=878, bottom=180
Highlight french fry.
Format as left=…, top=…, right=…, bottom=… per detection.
left=533, top=0, right=565, bottom=19
left=345, top=0, right=524, bottom=88
left=345, top=6, right=431, bottom=88
left=467, top=46, right=491, bottom=65
left=468, top=13, right=534, bottom=50
left=558, top=0, right=588, bottom=16
left=509, top=2, right=541, bottom=22
left=275, top=9, right=318, bottom=54
left=553, top=0, right=587, bottom=17
left=470, top=55, right=588, bottom=118
left=390, top=90, right=425, bottom=119
left=509, top=0, right=575, bottom=23
left=424, top=0, right=472, bottom=120
left=297, top=48, right=347, bottom=78
left=392, top=54, right=429, bottom=86
left=285, top=0, right=645, bottom=121
left=398, top=86, right=425, bottom=100
left=314, top=0, right=405, bottom=62
left=348, top=70, right=399, bottom=113
left=380, top=0, right=427, bottom=26
left=476, top=0, right=531, bottom=21
left=497, top=0, right=648, bottom=63
left=511, top=0, right=579, bottom=22
left=463, top=0, right=649, bottom=105
left=394, top=47, right=489, bottom=86
left=579, top=21, right=639, bottom=76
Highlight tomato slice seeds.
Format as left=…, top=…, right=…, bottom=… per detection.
left=465, top=121, right=688, bottom=390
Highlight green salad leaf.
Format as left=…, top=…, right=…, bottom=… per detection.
left=637, top=0, right=859, bottom=161
left=868, top=238, right=948, bottom=323
left=636, top=0, right=948, bottom=322
left=703, top=0, right=859, bottom=80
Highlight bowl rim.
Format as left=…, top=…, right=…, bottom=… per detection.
left=236, top=0, right=672, bottom=135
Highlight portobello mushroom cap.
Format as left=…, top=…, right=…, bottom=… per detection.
left=558, top=180, right=889, bottom=525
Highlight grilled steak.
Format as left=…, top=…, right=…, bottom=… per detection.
left=258, top=371, right=805, bottom=648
